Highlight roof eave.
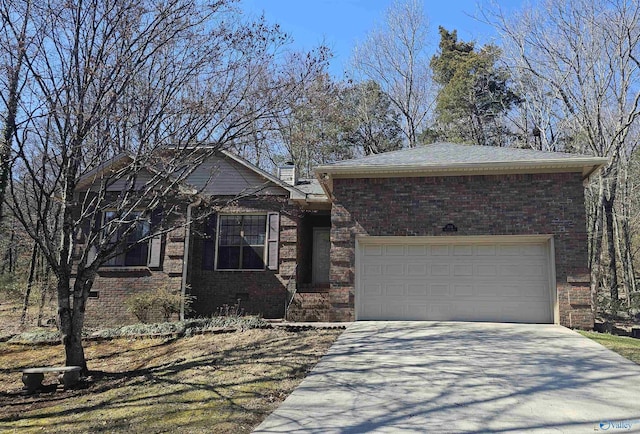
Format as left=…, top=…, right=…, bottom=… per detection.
left=314, top=157, right=609, bottom=195
left=75, top=153, right=133, bottom=191
left=315, top=157, right=609, bottom=177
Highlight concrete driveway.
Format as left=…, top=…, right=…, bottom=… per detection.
left=254, top=321, right=640, bottom=433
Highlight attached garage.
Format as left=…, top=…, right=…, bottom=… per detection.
left=315, top=143, right=608, bottom=328
left=356, top=236, right=555, bottom=323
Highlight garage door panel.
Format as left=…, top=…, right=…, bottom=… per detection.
left=407, top=263, right=428, bottom=276
left=476, top=283, right=501, bottom=297
left=406, top=304, right=429, bottom=318
left=385, top=245, right=405, bottom=256
left=477, top=264, right=498, bottom=277
left=428, top=303, right=452, bottom=320
left=453, top=245, right=474, bottom=256
left=384, top=264, right=404, bottom=276
left=431, top=264, right=450, bottom=276
left=363, top=264, right=382, bottom=276
left=498, top=245, right=522, bottom=256
left=520, top=264, right=545, bottom=277
left=502, top=301, right=550, bottom=323
left=454, top=284, right=474, bottom=296
left=362, top=282, right=383, bottom=296
left=475, top=245, right=497, bottom=256
left=520, top=283, right=549, bottom=297
left=358, top=239, right=553, bottom=323
left=385, top=284, right=405, bottom=296
left=429, top=283, right=450, bottom=297
left=381, top=303, right=407, bottom=319
left=430, top=245, right=450, bottom=256
left=361, top=302, right=382, bottom=318
left=363, top=245, right=383, bottom=256
left=407, top=245, right=427, bottom=256
left=453, top=264, right=473, bottom=276
left=499, top=283, right=521, bottom=297
left=408, top=283, right=428, bottom=296
left=523, top=244, right=547, bottom=256
left=500, top=264, right=522, bottom=277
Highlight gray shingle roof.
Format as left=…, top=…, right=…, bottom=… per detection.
left=326, top=142, right=599, bottom=168
left=295, top=178, right=325, bottom=195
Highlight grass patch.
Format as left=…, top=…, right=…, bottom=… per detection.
left=579, top=331, right=640, bottom=364
left=0, top=327, right=342, bottom=433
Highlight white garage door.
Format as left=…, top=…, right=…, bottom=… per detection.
left=357, top=237, right=554, bottom=323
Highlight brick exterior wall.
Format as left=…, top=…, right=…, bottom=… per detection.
left=83, top=195, right=304, bottom=326
left=84, top=222, right=187, bottom=327
left=327, top=172, right=594, bottom=328
left=188, top=197, right=300, bottom=319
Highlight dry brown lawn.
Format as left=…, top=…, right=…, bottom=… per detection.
left=0, top=328, right=342, bottom=433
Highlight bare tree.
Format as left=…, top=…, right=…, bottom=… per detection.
left=3, top=0, right=325, bottom=370
left=489, top=0, right=640, bottom=307
left=0, top=0, right=32, bottom=224
left=351, top=0, right=434, bottom=147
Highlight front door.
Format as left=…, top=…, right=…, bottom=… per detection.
left=312, top=228, right=331, bottom=285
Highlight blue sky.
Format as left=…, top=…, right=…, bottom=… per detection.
left=240, top=0, right=528, bottom=77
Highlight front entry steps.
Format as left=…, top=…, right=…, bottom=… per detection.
left=286, top=285, right=332, bottom=322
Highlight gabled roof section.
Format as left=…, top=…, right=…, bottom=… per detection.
left=75, top=148, right=325, bottom=203
left=315, top=142, right=608, bottom=193
left=219, top=150, right=306, bottom=200
left=76, top=152, right=133, bottom=191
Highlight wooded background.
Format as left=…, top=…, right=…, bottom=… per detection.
left=1, top=0, right=639, bottom=337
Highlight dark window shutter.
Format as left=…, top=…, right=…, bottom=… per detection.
left=147, top=209, right=162, bottom=268
left=266, top=212, right=279, bottom=271
left=148, top=235, right=162, bottom=268
left=86, top=211, right=102, bottom=265
left=202, top=214, right=217, bottom=270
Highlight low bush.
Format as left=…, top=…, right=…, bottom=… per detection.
left=125, top=286, right=195, bottom=323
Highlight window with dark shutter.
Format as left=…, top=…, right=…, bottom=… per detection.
left=215, top=214, right=268, bottom=270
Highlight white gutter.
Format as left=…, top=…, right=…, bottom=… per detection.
left=180, top=198, right=202, bottom=321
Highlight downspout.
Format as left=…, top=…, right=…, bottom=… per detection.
left=180, top=198, right=201, bottom=321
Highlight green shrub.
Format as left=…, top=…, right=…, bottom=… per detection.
left=125, top=286, right=195, bottom=323
left=125, top=291, right=156, bottom=323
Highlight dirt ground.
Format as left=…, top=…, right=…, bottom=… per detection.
left=0, top=327, right=342, bottom=433
left=0, top=294, right=343, bottom=433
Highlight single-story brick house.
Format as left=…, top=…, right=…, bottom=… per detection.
left=79, top=143, right=607, bottom=329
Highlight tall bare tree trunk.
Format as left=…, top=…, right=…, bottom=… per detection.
left=603, top=180, right=619, bottom=301
left=0, top=1, right=30, bottom=226
left=37, top=255, right=50, bottom=327
left=20, top=241, right=38, bottom=324
left=617, top=164, right=637, bottom=304
left=588, top=182, right=605, bottom=314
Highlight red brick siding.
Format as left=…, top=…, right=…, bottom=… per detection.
left=84, top=224, right=187, bottom=327
left=188, top=198, right=299, bottom=319
left=84, top=197, right=300, bottom=326
left=328, top=172, right=593, bottom=328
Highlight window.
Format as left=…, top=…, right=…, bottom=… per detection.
left=216, top=215, right=267, bottom=270
left=103, top=211, right=151, bottom=267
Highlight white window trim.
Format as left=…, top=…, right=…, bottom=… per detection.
left=214, top=213, right=268, bottom=272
